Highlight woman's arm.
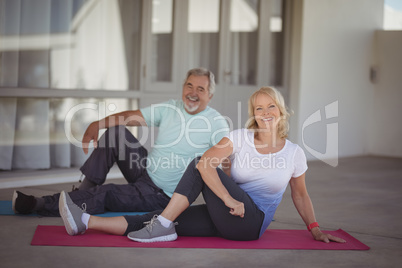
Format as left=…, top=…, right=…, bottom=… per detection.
left=221, top=157, right=232, bottom=177
left=196, top=137, right=245, bottom=218
left=290, top=174, right=345, bottom=243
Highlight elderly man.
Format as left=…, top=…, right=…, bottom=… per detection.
left=13, top=68, right=229, bottom=216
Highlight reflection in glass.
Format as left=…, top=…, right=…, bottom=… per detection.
left=0, top=96, right=137, bottom=170
left=187, top=0, right=220, bottom=82
left=0, top=0, right=142, bottom=90
left=151, top=0, right=173, bottom=82
left=268, top=0, right=284, bottom=86
left=229, top=0, right=259, bottom=85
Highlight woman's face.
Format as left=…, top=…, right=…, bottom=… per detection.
left=253, top=93, right=281, bottom=132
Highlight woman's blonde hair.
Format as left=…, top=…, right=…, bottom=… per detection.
left=246, top=86, right=291, bottom=139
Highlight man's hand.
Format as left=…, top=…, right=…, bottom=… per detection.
left=82, top=121, right=100, bottom=154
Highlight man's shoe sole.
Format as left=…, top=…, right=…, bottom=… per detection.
left=12, top=191, right=17, bottom=214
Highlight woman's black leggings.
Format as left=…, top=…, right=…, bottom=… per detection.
left=124, top=157, right=264, bottom=241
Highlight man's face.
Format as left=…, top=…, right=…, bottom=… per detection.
left=182, top=75, right=212, bottom=114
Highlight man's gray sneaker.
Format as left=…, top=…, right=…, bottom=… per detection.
left=59, top=191, right=87, bottom=236
left=127, top=215, right=178, bottom=243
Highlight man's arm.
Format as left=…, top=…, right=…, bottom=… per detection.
left=82, top=110, right=146, bottom=154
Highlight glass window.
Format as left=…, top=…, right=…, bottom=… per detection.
left=229, top=0, right=259, bottom=85
left=186, top=0, right=220, bottom=82
left=151, top=0, right=174, bottom=82
left=268, top=0, right=284, bottom=86
left=0, top=97, right=137, bottom=170
left=383, top=0, right=402, bottom=30
left=0, top=0, right=142, bottom=90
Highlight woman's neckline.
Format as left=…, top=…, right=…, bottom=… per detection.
left=250, top=130, right=287, bottom=155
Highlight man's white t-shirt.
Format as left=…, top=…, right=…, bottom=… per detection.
left=226, top=128, right=308, bottom=237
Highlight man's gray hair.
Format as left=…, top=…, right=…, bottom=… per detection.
left=183, top=68, right=216, bottom=96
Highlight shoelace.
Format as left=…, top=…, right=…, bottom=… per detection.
left=143, top=215, right=159, bottom=232
left=143, top=215, right=178, bottom=232
left=81, top=203, right=87, bottom=213
left=71, top=200, right=87, bottom=213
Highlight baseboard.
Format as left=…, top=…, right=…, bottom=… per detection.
left=0, top=167, right=123, bottom=189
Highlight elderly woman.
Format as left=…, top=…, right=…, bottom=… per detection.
left=59, top=87, right=345, bottom=244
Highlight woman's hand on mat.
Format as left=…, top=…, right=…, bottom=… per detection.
left=311, top=228, right=346, bottom=243
left=82, top=121, right=100, bottom=154
left=224, top=196, right=245, bottom=218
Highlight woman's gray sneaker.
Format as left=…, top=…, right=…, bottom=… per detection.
left=127, top=215, right=178, bottom=243
left=59, top=191, right=87, bottom=236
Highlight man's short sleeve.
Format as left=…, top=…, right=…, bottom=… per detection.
left=140, top=100, right=174, bottom=127
left=210, top=115, right=229, bottom=146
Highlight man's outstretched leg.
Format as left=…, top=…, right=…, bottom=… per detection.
left=13, top=174, right=170, bottom=216
left=13, top=126, right=151, bottom=215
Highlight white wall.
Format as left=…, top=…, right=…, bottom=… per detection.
left=289, top=0, right=384, bottom=164
left=369, top=31, right=402, bottom=157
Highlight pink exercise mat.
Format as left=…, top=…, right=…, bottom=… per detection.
left=31, top=225, right=369, bottom=250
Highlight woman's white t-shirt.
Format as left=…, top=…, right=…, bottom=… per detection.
left=226, top=129, right=308, bottom=237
